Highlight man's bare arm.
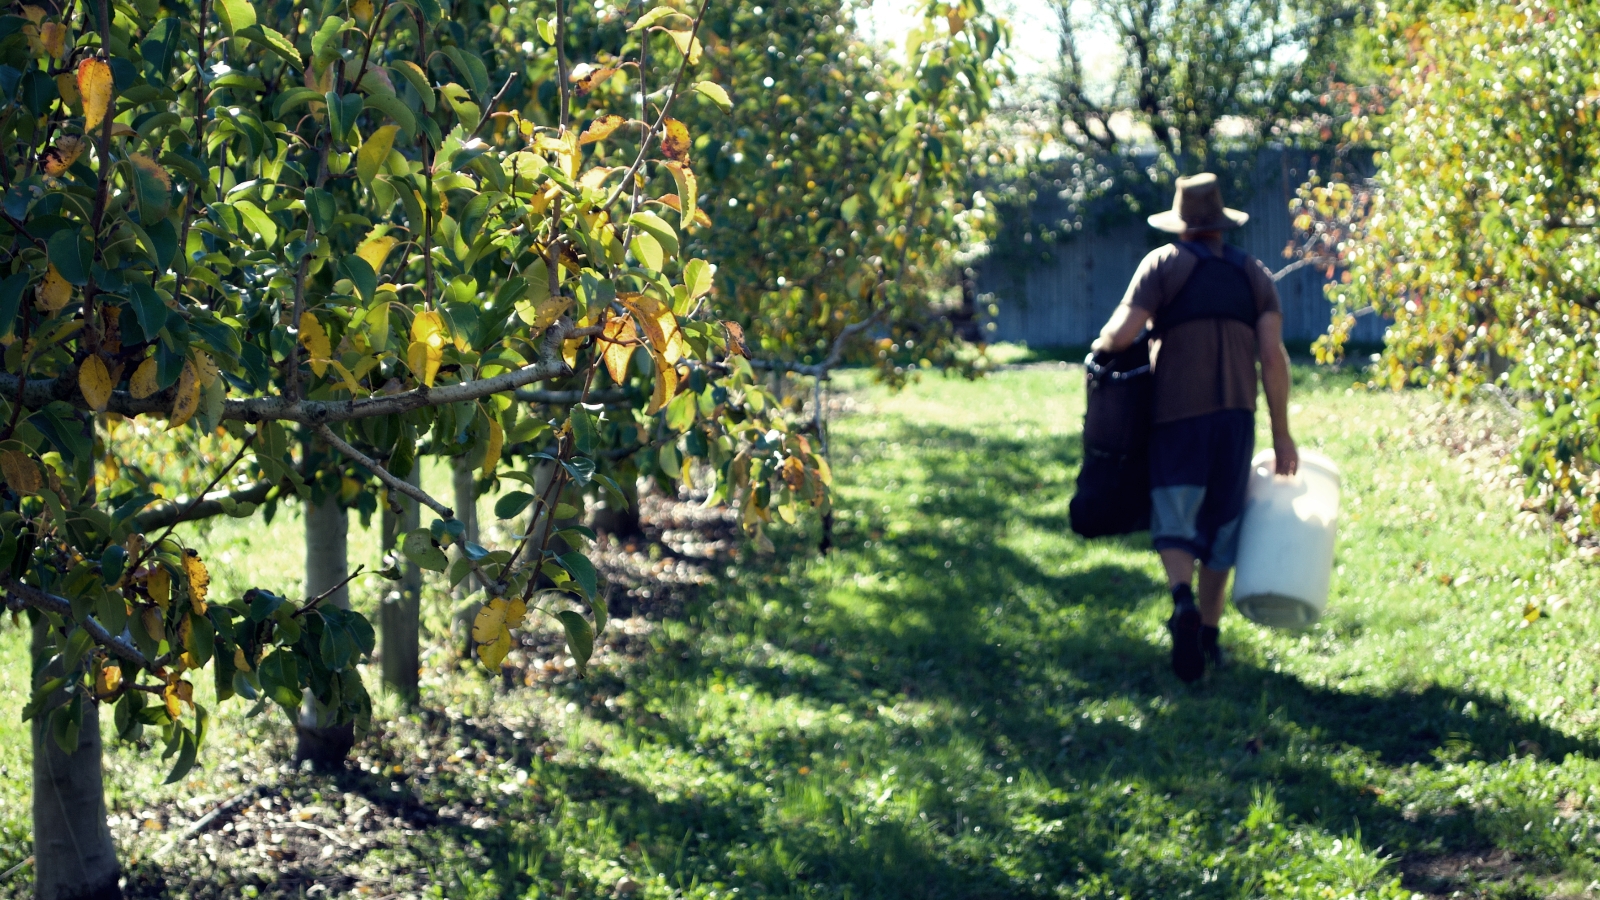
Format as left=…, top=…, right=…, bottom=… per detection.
left=1256, top=310, right=1298, bottom=476
left=1090, top=304, right=1152, bottom=354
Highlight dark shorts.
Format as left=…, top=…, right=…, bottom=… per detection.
left=1148, top=409, right=1254, bottom=569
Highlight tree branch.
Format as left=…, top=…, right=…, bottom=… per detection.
left=1, top=577, right=151, bottom=670
left=132, top=477, right=279, bottom=531
left=315, top=424, right=454, bottom=519
left=0, top=319, right=598, bottom=424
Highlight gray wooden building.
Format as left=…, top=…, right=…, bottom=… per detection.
left=976, top=149, right=1384, bottom=347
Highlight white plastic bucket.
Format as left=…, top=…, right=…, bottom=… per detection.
left=1231, top=448, right=1340, bottom=629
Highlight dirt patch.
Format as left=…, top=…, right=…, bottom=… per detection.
left=1399, top=848, right=1546, bottom=899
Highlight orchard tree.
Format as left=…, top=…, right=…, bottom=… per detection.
left=0, top=0, right=844, bottom=894
left=1315, top=0, right=1600, bottom=538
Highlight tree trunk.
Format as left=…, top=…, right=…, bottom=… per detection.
left=31, top=617, right=121, bottom=900
left=296, top=496, right=354, bottom=765
left=450, top=455, right=483, bottom=658
left=380, top=462, right=422, bottom=703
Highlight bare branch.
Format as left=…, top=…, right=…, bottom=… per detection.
left=132, top=478, right=279, bottom=531
left=1271, top=255, right=1336, bottom=283
left=0, top=320, right=600, bottom=424
left=1, top=577, right=151, bottom=670
left=749, top=308, right=886, bottom=378
left=315, top=424, right=454, bottom=519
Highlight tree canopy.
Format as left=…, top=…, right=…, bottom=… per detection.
left=1317, top=0, right=1600, bottom=537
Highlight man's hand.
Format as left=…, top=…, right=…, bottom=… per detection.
left=1090, top=334, right=1112, bottom=354
left=1273, top=431, right=1299, bottom=477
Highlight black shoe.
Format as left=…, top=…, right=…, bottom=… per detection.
left=1168, top=599, right=1204, bottom=683
left=1201, top=625, right=1225, bottom=671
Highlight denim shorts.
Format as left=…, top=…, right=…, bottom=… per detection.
left=1148, top=409, right=1254, bottom=569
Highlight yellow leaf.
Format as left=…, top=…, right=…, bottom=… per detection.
left=357, top=124, right=399, bottom=187
left=129, top=358, right=160, bottom=399
left=77, top=58, right=113, bottom=135
left=147, top=566, right=171, bottom=611
left=562, top=337, right=581, bottom=369
left=666, top=29, right=702, bottom=65
left=0, top=450, right=41, bottom=495
left=141, top=607, right=163, bottom=644
left=233, top=646, right=252, bottom=673
left=36, top=264, right=71, bottom=312
left=19, top=6, right=45, bottom=24
left=356, top=233, right=398, bottom=274
left=477, top=627, right=512, bottom=669
left=580, top=114, right=626, bottom=145
left=407, top=340, right=441, bottom=387
left=506, top=598, right=527, bottom=629
left=482, top=417, right=504, bottom=479
left=351, top=0, right=374, bottom=24
left=78, top=355, right=112, bottom=411
left=662, top=161, right=698, bottom=231
left=472, top=598, right=509, bottom=643
left=129, top=152, right=172, bottom=190
left=327, top=359, right=364, bottom=395
left=659, top=117, right=690, bottom=162
left=647, top=353, right=678, bottom=414
left=54, top=73, right=78, bottom=109
left=299, top=312, right=330, bottom=378
left=410, top=308, right=446, bottom=345
left=524, top=295, right=572, bottom=333
left=168, top=361, right=200, bottom=429
left=600, top=314, right=636, bottom=384
left=163, top=679, right=193, bottom=719
left=619, top=293, right=682, bottom=363
left=95, top=662, right=121, bottom=697
left=40, top=136, right=82, bottom=177
left=183, top=550, right=209, bottom=613
left=192, top=349, right=219, bottom=387
left=178, top=613, right=196, bottom=668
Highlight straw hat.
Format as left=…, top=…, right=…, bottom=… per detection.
left=1146, top=173, right=1249, bottom=233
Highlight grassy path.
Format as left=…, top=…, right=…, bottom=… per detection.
left=5, top=364, right=1600, bottom=898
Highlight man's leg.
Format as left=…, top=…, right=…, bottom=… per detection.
left=1159, top=548, right=1196, bottom=589
left=1197, top=565, right=1229, bottom=626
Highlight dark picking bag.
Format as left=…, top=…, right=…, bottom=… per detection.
left=1069, top=335, right=1153, bottom=538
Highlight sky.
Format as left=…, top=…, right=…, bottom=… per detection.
left=855, top=0, right=1123, bottom=88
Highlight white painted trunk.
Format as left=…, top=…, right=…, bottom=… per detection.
left=30, top=617, right=121, bottom=900
left=296, top=496, right=353, bottom=763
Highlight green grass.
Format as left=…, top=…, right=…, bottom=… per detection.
left=6, top=364, right=1600, bottom=898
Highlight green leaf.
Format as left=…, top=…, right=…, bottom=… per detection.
left=556, top=609, right=594, bottom=676
left=237, top=24, right=300, bottom=66
left=130, top=282, right=169, bottom=340
left=51, top=697, right=81, bottom=754
left=400, top=528, right=449, bottom=571
left=591, top=591, right=608, bottom=636
left=692, top=80, right=732, bottom=113
left=631, top=6, right=688, bottom=30
left=162, top=726, right=197, bottom=784
left=442, top=46, right=490, bottom=100
left=494, top=491, right=535, bottom=519
left=100, top=544, right=126, bottom=585
left=305, top=187, right=336, bottom=235
left=357, top=125, right=400, bottom=187
left=559, top=551, right=598, bottom=600
left=569, top=407, right=598, bottom=455
left=215, top=0, right=257, bottom=35
left=232, top=200, right=279, bottom=247
left=628, top=211, right=679, bottom=256
left=536, top=17, right=555, bottom=43
left=630, top=232, right=664, bottom=271
left=0, top=271, right=30, bottom=341
left=683, top=258, right=713, bottom=300
left=362, top=93, right=417, bottom=138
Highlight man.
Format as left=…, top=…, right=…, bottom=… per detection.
left=1090, top=173, right=1298, bottom=683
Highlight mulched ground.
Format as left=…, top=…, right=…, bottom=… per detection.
left=110, top=488, right=743, bottom=899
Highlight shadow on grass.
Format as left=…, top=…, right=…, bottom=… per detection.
left=547, top=418, right=1598, bottom=898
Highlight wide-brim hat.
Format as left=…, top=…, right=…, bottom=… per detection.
left=1147, top=173, right=1249, bottom=233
